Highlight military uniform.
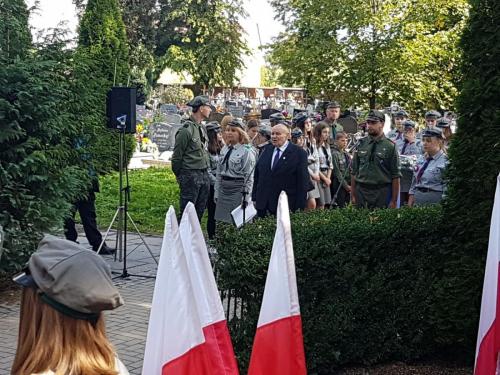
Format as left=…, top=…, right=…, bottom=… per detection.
left=171, top=115, right=211, bottom=220
left=214, top=143, right=256, bottom=224
left=351, top=134, right=401, bottom=209
left=331, top=144, right=351, bottom=208
left=409, top=150, right=448, bottom=206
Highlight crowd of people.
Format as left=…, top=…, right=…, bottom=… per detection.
left=171, top=95, right=451, bottom=235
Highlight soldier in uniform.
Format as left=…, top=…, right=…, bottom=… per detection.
left=171, top=95, right=213, bottom=221
left=436, top=117, right=453, bottom=149
left=387, top=109, right=408, bottom=148
left=331, top=131, right=351, bottom=208
left=408, top=128, right=448, bottom=207
left=351, top=110, right=401, bottom=209
left=214, top=118, right=256, bottom=224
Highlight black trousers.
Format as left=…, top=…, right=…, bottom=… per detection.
left=207, top=184, right=216, bottom=239
left=64, top=192, right=103, bottom=248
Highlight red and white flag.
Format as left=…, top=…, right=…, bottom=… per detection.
left=179, top=202, right=239, bottom=375
left=248, top=191, right=307, bottom=375
left=475, top=173, right=500, bottom=374
left=142, top=207, right=211, bottom=375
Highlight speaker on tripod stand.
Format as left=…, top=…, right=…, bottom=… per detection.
left=98, top=87, right=158, bottom=279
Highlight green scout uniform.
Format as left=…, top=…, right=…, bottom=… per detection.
left=171, top=115, right=211, bottom=220
left=351, top=134, right=401, bottom=209
left=331, top=144, right=351, bottom=208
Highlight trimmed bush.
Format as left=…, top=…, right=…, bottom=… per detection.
left=214, top=206, right=472, bottom=373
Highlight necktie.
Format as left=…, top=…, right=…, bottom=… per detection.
left=222, top=146, right=234, bottom=171
left=402, top=140, right=409, bottom=154
left=272, top=148, right=281, bottom=170
left=396, top=132, right=402, bottom=140
left=416, top=157, right=432, bottom=183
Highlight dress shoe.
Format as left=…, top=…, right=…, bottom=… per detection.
left=93, top=243, right=116, bottom=255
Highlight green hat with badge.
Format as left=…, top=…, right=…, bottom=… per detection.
left=187, top=96, right=215, bottom=111
left=366, top=110, right=385, bottom=122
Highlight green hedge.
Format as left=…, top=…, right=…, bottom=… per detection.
left=214, top=206, right=477, bottom=373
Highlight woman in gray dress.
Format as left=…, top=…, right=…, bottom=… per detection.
left=408, top=128, right=448, bottom=207
left=215, top=119, right=256, bottom=224
left=313, top=122, right=333, bottom=209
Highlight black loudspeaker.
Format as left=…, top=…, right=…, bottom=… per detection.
left=106, top=87, right=137, bottom=133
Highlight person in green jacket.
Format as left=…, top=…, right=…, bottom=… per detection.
left=351, top=110, right=401, bottom=209
left=171, top=95, right=214, bottom=220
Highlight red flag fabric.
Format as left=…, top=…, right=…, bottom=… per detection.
left=475, top=173, right=500, bottom=374
left=248, top=192, right=306, bottom=375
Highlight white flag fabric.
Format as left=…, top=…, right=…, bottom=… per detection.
left=475, top=173, right=500, bottom=374
left=248, top=191, right=306, bottom=375
left=179, top=203, right=239, bottom=375
left=142, top=206, right=211, bottom=375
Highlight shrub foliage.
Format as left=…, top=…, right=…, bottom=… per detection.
left=215, top=207, right=471, bottom=373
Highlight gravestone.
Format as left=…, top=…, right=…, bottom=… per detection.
left=149, top=122, right=182, bottom=152
left=227, top=105, right=245, bottom=118
left=163, top=113, right=182, bottom=124
left=160, top=104, right=178, bottom=114
left=261, top=108, right=280, bottom=120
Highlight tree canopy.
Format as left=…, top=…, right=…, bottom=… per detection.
left=267, top=0, right=469, bottom=112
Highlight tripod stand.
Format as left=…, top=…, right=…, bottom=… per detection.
left=97, top=115, right=158, bottom=279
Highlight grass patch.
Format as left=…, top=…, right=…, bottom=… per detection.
left=95, top=167, right=179, bottom=234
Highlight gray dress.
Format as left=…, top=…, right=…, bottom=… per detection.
left=409, top=150, right=448, bottom=206
left=214, top=143, right=256, bottom=223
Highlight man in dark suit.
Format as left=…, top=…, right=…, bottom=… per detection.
left=252, top=124, right=309, bottom=217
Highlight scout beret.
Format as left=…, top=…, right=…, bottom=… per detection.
left=269, top=112, right=286, bottom=122
left=422, top=127, right=444, bottom=139
left=395, top=110, right=408, bottom=118
left=291, top=128, right=303, bottom=139
left=205, top=121, right=221, bottom=132
left=13, top=235, right=123, bottom=320
left=403, top=120, right=416, bottom=128
left=436, top=118, right=451, bottom=128
left=292, top=112, right=309, bottom=126
left=227, top=118, right=245, bottom=130
left=425, top=110, right=441, bottom=119
left=258, top=124, right=272, bottom=139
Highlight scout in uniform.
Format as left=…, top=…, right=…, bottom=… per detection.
left=398, top=120, right=422, bottom=205
left=436, top=117, right=453, bottom=149
left=214, top=118, right=256, bottom=224
left=351, top=110, right=401, bottom=209
left=171, top=95, right=213, bottom=220
left=331, top=131, right=352, bottom=208
left=387, top=109, right=408, bottom=149
left=408, top=128, right=449, bottom=207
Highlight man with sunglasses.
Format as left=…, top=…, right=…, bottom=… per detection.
left=351, top=110, right=401, bottom=209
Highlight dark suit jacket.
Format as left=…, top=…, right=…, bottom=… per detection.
left=252, top=142, right=309, bottom=214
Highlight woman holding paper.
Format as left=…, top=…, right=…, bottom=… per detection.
left=215, top=118, right=256, bottom=224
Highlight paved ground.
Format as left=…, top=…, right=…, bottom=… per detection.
left=0, top=228, right=160, bottom=375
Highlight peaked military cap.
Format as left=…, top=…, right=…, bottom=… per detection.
left=422, top=127, right=444, bottom=139
left=436, top=118, right=451, bottom=128
left=291, top=128, right=303, bottom=139
left=403, top=120, right=416, bottom=128
left=395, top=110, right=408, bottom=118
left=366, top=110, right=385, bottom=122
left=205, top=121, right=221, bottom=132
left=326, top=101, right=341, bottom=109
left=227, top=118, right=245, bottom=130
left=424, top=110, right=441, bottom=119
left=187, top=96, right=215, bottom=110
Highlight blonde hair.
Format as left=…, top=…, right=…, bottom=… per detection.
left=12, top=288, right=118, bottom=375
left=220, top=114, right=234, bottom=131
left=229, top=125, right=251, bottom=144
